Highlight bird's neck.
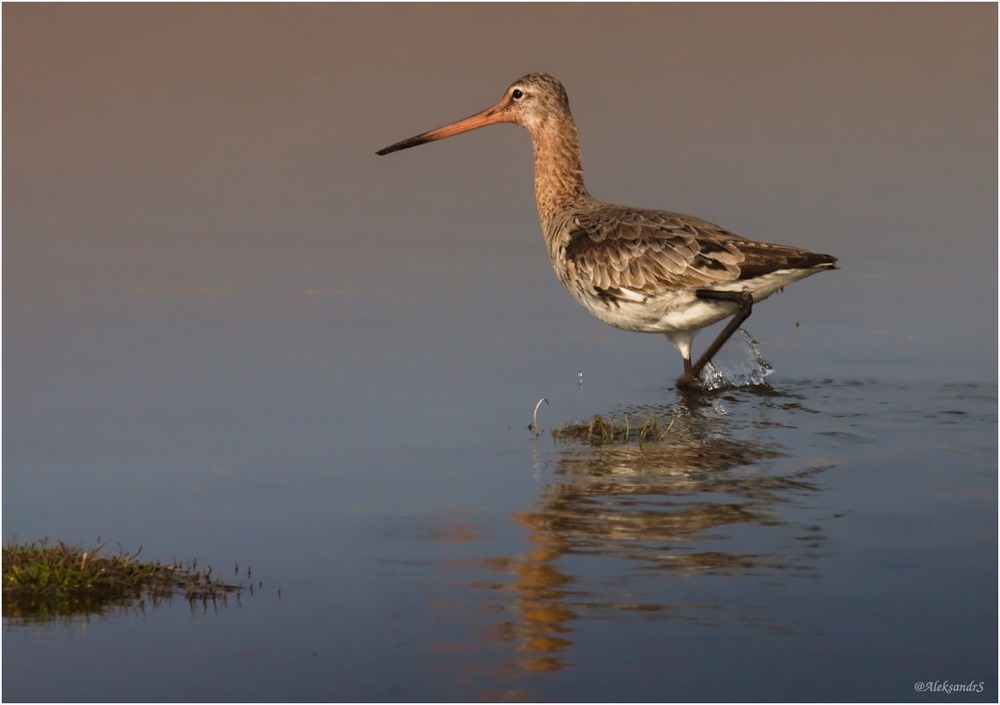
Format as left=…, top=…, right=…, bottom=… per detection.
left=530, top=116, right=592, bottom=227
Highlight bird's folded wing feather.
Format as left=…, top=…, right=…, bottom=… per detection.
left=563, top=205, right=833, bottom=299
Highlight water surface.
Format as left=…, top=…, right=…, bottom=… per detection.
left=3, top=4, right=997, bottom=702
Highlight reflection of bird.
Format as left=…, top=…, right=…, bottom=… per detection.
left=477, top=419, right=827, bottom=673
left=378, top=73, right=837, bottom=388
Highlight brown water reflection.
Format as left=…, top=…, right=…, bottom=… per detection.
left=481, top=402, right=831, bottom=675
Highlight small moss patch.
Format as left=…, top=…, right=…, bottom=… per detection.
left=3, top=538, right=242, bottom=622
left=551, top=413, right=676, bottom=446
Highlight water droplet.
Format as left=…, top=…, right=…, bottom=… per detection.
left=698, top=329, right=773, bottom=390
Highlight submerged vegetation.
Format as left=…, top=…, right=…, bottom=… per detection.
left=3, top=538, right=244, bottom=623
left=551, top=413, right=677, bottom=446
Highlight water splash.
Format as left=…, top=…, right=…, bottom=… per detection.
left=698, top=329, right=773, bottom=390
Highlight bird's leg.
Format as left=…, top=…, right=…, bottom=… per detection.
left=677, top=289, right=754, bottom=389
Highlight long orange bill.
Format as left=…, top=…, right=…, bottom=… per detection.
left=376, top=105, right=505, bottom=156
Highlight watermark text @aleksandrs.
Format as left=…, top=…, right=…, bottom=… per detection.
left=914, top=680, right=985, bottom=694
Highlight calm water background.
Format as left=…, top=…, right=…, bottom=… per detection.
left=3, top=4, right=997, bottom=702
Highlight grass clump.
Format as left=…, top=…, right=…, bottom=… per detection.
left=3, top=538, right=242, bottom=622
left=551, top=413, right=676, bottom=446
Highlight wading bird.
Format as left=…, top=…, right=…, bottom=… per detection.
left=377, top=73, right=837, bottom=388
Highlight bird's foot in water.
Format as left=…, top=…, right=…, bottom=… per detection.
left=676, top=371, right=701, bottom=390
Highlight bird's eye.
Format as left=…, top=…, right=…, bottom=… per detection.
left=511, top=89, right=524, bottom=100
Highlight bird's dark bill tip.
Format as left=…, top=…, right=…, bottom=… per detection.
left=375, top=133, right=437, bottom=156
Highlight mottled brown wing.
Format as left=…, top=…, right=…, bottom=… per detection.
left=563, top=205, right=745, bottom=296
left=563, top=204, right=835, bottom=298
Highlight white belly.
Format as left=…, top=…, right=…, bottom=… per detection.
left=565, top=268, right=824, bottom=335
